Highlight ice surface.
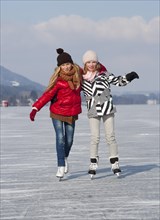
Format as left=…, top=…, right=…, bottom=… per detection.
left=1, top=105, right=159, bottom=220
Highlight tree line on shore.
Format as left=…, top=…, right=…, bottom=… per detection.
left=1, top=88, right=159, bottom=106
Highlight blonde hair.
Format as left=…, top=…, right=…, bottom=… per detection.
left=46, top=64, right=82, bottom=91
left=83, top=62, right=101, bottom=74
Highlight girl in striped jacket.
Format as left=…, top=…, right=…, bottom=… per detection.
left=82, top=50, right=139, bottom=178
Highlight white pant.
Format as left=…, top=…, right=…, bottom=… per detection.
left=89, top=114, right=119, bottom=159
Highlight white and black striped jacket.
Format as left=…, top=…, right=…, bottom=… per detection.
left=82, top=71, right=129, bottom=118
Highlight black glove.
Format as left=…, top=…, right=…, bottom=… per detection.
left=126, top=71, right=139, bottom=82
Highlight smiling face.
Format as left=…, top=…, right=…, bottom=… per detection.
left=85, top=61, right=97, bottom=72
left=60, top=63, right=72, bottom=73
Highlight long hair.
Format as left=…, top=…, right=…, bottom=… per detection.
left=45, top=64, right=82, bottom=92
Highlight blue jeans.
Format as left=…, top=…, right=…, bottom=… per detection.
left=52, top=119, right=75, bottom=166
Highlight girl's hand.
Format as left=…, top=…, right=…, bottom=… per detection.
left=30, top=109, right=37, bottom=121
left=126, top=72, right=139, bottom=82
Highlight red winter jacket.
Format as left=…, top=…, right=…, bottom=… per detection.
left=33, top=78, right=82, bottom=116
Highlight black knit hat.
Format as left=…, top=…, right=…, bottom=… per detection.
left=56, top=48, right=74, bottom=66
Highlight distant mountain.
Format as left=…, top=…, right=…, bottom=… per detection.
left=0, top=65, right=46, bottom=105
left=0, top=65, right=159, bottom=106
left=0, top=65, right=45, bottom=91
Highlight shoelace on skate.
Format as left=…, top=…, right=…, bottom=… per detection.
left=89, top=163, right=98, bottom=170
left=112, top=161, right=120, bottom=170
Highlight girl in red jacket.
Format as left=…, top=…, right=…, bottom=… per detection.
left=30, top=48, right=82, bottom=179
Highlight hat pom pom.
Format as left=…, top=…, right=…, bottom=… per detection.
left=56, top=48, right=64, bottom=54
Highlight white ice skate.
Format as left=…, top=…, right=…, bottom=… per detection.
left=111, top=161, right=121, bottom=177
left=64, top=158, right=69, bottom=174
left=88, top=158, right=99, bottom=179
left=56, top=167, right=65, bottom=181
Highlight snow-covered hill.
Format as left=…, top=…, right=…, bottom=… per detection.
left=0, top=65, right=45, bottom=91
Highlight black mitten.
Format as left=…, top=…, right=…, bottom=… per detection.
left=126, top=71, right=139, bottom=82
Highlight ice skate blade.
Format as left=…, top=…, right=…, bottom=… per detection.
left=115, top=172, right=121, bottom=177
left=90, top=174, right=95, bottom=180
left=56, top=176, right=64, bottom=181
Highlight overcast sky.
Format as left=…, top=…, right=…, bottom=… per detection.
left=1, top=0, right=159, bottom=93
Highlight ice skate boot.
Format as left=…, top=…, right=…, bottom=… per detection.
left=56, top=167, right=65, bottom=181
left=88, top=158, right=99, bottom=179
left=64, top=158, right=69, bottom=174
left=110, top=158, right=121, bottom=177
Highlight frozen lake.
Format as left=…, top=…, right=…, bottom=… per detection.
left=1, top=105, right=159, bottom=220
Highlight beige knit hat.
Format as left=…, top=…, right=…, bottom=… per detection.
left=82, top=50, right=98, bottom=64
